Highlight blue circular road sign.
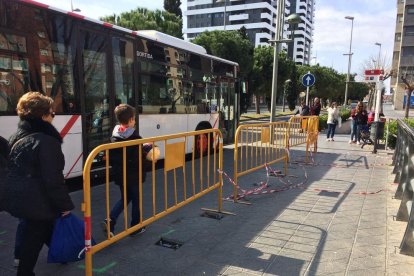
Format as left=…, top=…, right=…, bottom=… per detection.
left=302, top=73, right=315, bottom=87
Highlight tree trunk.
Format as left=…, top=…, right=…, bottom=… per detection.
left=401, top=75, right=413, bottom=119
left=367, top=88, right=375, bottom=111
left=255, top=92, right=260, bottom=114
left=405, top=90, right=410, bottom=119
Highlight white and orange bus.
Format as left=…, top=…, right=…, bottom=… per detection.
left=0, top=0, right=240, bottom=179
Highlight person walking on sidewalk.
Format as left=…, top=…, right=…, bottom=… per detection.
left=348, top=102, right=358, bottom=144
left=1, top=92, right=74, bottom=276
left=354, top=102, right=368, bottom=145
left=102, top=104, right=150, bottom=237
left=326, top=102, right=339, bottom=141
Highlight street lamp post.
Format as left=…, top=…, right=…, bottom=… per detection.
left=375, top=42, right=382, bottom=69
left=216, top=0, right=227, bottom=30
left=71, top=0, right=81, bottom=12
left=282, top=79, right=291, bottom=112
left=343, top=16, right=354, bottom=106
left=311, top=56, right=317, bottom=65
left=269, top=4, right=301, bottom=123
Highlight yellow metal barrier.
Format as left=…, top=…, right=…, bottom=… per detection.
left=287, top=116, right=319, bottom=160
left=82, top=129, right=228, bottom=276
left=233, top=122, right=289, bottom=202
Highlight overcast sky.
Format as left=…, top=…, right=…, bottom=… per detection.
left=36, top=0, right=396, bottom=77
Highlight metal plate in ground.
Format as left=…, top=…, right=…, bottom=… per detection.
left=155, top=237, right=183, bottom=250
left=200, top=211, right=224, bottom=220
left=318, top=191, right=340, bottom=198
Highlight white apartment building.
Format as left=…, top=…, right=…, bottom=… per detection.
left=183, top=0, right=315, bottom=65
left=287, top=0, right=315, bottom=64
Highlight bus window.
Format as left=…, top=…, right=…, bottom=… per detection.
left=140, top=74, right=186, bottom=114
left=0, top=54, right=30, bottom=114
left=112, top=37, right=134, bottom=106
left=80, top=30, right=110, bottom=151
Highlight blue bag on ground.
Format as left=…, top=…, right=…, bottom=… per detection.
left=48, top=214, right=87, bottom=263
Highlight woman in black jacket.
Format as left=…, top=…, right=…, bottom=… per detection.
left=354, top=103, right=368, bottom=145
left=2, top=92, right=74, bottom=276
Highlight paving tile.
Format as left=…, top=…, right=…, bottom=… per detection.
left=348, top=255, right=386, bottom=270
left=307, top=259, right=349, bottom=275
left=347, top=268, right=386, bottom=275
left=313, top=248, right=352, bottom=263
left=264, top=257, right=310, bottom=276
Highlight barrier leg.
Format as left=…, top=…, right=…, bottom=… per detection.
left=85, top=251, right=92, bottom=276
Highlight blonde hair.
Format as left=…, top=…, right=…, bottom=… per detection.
left=16, top=92, right=53, bottom=120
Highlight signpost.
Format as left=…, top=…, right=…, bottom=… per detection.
left=363, top=69, right=384, bottom=154
left=302, top=71, right=315, bottom=105
left=363, top=69, right=384, bottom=83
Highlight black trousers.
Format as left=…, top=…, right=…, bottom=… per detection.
left=17, top=219, right=54, bottom=276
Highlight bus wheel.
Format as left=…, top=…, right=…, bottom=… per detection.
left=194, top=122, right=215, bottom=157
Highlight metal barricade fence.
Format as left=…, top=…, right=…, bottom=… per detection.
left=82, top=129, right=226, bottom=275
left=233, top=122, right=289, bottom=202
left=287, top=116, right=319, bottom=160
left=391, top=119, right=414, bottom=256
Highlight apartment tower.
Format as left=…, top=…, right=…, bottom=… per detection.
left=391, top=0, right=414, bottom=110
left=184, top=0, right=315, bottom=65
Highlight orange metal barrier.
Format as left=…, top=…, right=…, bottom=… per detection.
left=82, top=129, right=228, bottom=276
left=287, top=116, right=319, bottom=160
left=233, top=122, right=289, bottom=202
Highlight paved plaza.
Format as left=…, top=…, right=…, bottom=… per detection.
left=1, top=132, right=414, bottom=275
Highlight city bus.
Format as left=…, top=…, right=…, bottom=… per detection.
left=0, top=0, right=240, bottom=179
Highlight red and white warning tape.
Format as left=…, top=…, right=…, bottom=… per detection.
left=221, top=150, right=393, bottom=201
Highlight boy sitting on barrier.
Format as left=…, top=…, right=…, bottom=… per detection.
left=102, top=104, right=150, bottom=237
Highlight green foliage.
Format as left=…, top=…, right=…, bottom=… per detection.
left=347, top=77, right=369, bottom=101
left=294, top=65, right=370, bottom=105
left=101, top=8, right=183, bottom=38
left=318, top=108, right=350, bottom=132
left=248, top=47, right=295, bottom=104
left=385, top=119, right=414, bottom=148
left=297, top=65, right=344, bottom=102
left=250, top=46, right=273, bottom=97
left=287, top=61, right=298, bottom=111
left=192, top=30, right=254, bottom=78
left=339, top=107, right=351, bottom=122
left=319, top=114, right=328, bottom=131
left=164, top=0, right=182, bottom=18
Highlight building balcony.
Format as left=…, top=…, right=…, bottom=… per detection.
left=187, top=0, right=213, bottom=8
left=229, top=14, right=249, bottom=21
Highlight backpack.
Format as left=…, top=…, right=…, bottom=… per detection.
left=0, top=136, right=9, bottom=171
left=301, top=105, right=310, bottom=116
left=0, top=136, right=10, bottom=211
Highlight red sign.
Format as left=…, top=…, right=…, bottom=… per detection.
left=364, top=69, right=384, bottom=75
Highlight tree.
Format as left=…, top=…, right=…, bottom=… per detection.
left=359, top=53, right=392, bottom=112
left=101, top=8, right=183, bottom=39
left=238, top=26, right=249, bottom=41
left=251, top=46, right=273, bottom=113
left=192, top=30, right=255, bottom=113
left=164, top=0, right=182, bottom=18
left=192, top=30, right=254, bottom=79
left=286, top=64, right=299, bottom=111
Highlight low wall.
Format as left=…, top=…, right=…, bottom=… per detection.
left=335, top=119, right=351, bottom=134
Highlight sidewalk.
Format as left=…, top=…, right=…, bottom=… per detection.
left=1, top=134, right=413, bottom=275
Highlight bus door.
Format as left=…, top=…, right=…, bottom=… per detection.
left=218, top=79, right=234, bottom=143
left=78, top=29, right=111, bottom=158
